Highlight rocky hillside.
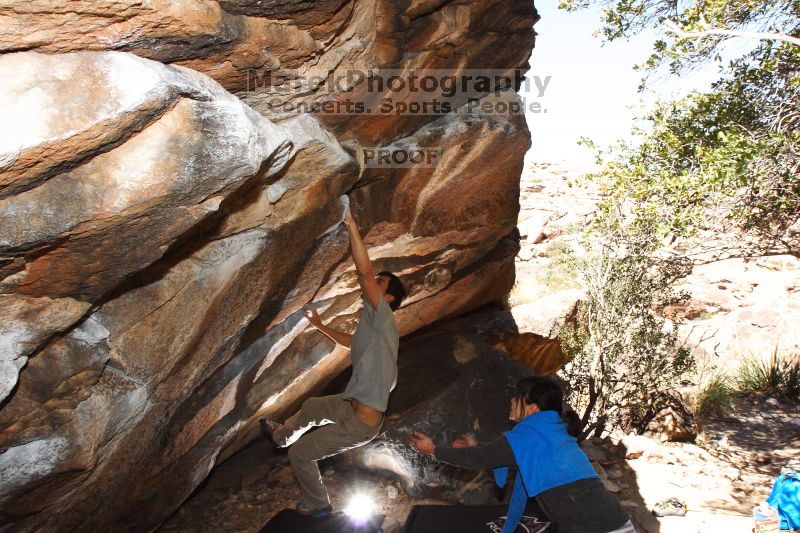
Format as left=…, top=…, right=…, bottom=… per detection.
left=0, top=1, right=538, bottom=531
left=513, top=160, right=800, bottom=368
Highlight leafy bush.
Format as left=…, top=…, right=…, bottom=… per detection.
left=566, top=0, right=800, bottom=259
left=558, top=237, right=695, bottom=439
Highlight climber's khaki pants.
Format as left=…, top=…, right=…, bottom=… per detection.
left=273, top=394, right=381, bottom=510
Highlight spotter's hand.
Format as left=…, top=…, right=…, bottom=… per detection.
left=304, top=306, right=323, bottom=328
left=408, top=432, right=436, bottom=455
left=452, top=433, right=478, bottom=448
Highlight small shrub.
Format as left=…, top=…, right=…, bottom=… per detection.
left=782, top=356, right=800, bottom=401
left=736, top=355, right=783, bottom=396
left=735, top=351, right=800, bottom=401
left=694, top=373, right=734, bottom=418
left=558, top=246, right=695, bottom=439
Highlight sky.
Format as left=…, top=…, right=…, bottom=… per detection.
left=520, top=1, right=725, bottom=166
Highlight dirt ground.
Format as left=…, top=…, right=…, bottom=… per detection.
left=159, top=439, right=453, bottom=532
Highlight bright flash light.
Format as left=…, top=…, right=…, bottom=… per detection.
left=344, top=493, right=375, bottom=525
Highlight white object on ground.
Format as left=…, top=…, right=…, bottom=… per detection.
left=752, top=501, right=779, bottom=532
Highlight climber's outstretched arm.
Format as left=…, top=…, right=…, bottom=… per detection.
left=344, top=208, right=382, bottom=310
left=305, top=307, right=352, bottom=347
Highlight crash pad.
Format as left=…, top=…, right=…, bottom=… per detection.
left=260, top=509, right=385, bottom=533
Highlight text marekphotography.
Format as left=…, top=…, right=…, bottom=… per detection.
left=245, top=68, right=552, bottom=116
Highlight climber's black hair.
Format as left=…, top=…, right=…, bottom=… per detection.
left=377, top=271, right=406, bottom=311
left=514, top=376, right=582, bottom=438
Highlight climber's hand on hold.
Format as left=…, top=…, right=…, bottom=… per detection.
left=339, top=195, right=356, bottom=229
left=344, top=209, right=356, bottom=231
left=304, top=307, right=353, bottom=347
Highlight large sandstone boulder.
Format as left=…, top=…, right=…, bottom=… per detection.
left=0, top=0, right=537, bottom=141
left=0, top=0, right=538, bottom=527
left=0, top=50, right=296, bottom=405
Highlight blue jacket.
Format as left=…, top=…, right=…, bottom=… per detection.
left=767, top=471, right=800, bottom=530
left=493, top=410, right=598, bottom=533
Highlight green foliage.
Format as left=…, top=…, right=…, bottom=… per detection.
left=559, top=0, right=799, bottom=438
left=589, top=42, right=800, bottom=257
left=735, top=352, right=800, bottom=400
left=692, top=353, right=798, bottom=425
left=736, top=354, right=784, bottom=395
left=558, top=224, right=695, bottom=438
left=568, top=0, right=800, bottom=258
left=694, top=373, right=735, bottom=418
left=560, top=0, right=800, bottom=76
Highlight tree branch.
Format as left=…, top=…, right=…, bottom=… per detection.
left=663, top=20, right=800, bottom=47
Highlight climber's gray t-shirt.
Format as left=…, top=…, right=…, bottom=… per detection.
left=342, top=296, right=399, bottom=412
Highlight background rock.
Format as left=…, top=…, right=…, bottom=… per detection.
left=644, top=393, right=696, bottom=443
left=675, top=255, right=800, bottom=366
left=513, top=160, right=800, bottom=376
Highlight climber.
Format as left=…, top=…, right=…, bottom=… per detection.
left=407, top=376, right=633, bottom=533
left=259, top=196, right=406, bottom=519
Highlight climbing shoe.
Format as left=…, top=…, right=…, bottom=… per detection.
left=295, top=502, right=333, bottom=518
left=259, top=418, right=281, bottom=448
